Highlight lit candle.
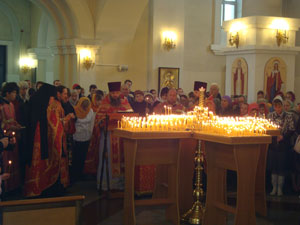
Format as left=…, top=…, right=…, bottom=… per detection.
left=8, top=160, right=12, bottom=173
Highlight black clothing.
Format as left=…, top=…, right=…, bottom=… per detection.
left=26, top=84, right=57, bottom=165
left=132, top=101, right=149, bottom=116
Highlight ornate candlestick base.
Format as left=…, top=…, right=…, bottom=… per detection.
left=181, top=140, right=205, bottom=224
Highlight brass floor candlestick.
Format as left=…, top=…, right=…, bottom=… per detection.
left=181, top=140, right=205, bottom=224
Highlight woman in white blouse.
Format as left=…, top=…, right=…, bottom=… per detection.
left=72, top=97, right=95, bottom=183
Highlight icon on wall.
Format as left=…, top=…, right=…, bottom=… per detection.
left=158, top=67, right=180, bottom=92
left=264, top=57, right=286, bottom=102
left=231, top=57, right=248, bottom=97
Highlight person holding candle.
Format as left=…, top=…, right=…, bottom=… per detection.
left=0, top=82, right=22, bottom=193
left=153, top=88, right=185, bottom=114
left=0, top=126, right=16, bottom=199
left=267, top=95, right=295, bottom=196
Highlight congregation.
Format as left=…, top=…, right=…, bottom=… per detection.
left=0, top=79, right=299, bottom=201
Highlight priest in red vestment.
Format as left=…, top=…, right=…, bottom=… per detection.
left=24, top=84, right=74, bottom=197
left=97, top=82, right=132, bottom=191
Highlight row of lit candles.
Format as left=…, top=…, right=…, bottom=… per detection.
left=118, top=109, right=279, bottom=136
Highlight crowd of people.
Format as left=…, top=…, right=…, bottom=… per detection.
left=0, top=78, right=299, bottom=199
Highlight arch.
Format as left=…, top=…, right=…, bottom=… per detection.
left=64, top=0, right=94, bottom=39
left=95, top=0, right=148, bottom=42
left=52, top=0, right=78, bottom=38
left=30, top=0, right=65, bottom=39
left=37, top=13, right=58, bottom=48
left=0, top=1, right=21, bottom=44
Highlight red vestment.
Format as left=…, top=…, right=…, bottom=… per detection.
left=97, top=95, right=132, bottom=177
left=0, top=101, right=21, bottom=191
left=267, top=71, right=283, bottom=102
left=233, top=67, right=245, bottom=96
left=24, top=99, right=69, bottom=197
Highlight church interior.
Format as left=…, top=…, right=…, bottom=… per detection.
left=1, top=0, right=300, bottom=225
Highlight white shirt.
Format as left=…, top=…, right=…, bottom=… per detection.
left=73, top=109, right=95, bottom=142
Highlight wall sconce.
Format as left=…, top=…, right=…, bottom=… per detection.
left=80, top=49, right=94, bottom=70
left=162, top=31, right=177, bottom=51
left=276, top=29, right=288, bottom=47
left=270, top=19, right=289, bottom=47
left=19, top=57, right=36, bottom=74
left=229, top=32, right=239, bottom=48
left=228, top=22, right=245, bottom=48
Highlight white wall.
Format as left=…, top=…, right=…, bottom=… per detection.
left=242, top=0, right=282, bottom=17
left=285, top=0, right=300, bottom=102
left=184, top=0, right=225, bottom=95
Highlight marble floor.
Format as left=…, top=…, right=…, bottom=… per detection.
left=67, top=181, right=300, bottom=225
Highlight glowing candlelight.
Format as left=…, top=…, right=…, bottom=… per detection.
left=8, top=160, right=12, bottom=173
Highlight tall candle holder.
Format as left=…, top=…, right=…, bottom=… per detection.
left=181, top=88, right=206, bottom=224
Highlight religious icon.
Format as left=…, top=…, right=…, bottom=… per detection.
left=158, top=67, right=179, bottom=92
left=264, top=57, right=286, bottom=103
left=231, top=58, right=248, bottom=97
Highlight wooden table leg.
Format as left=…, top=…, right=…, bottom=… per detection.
left=255, top=144, right=268, bottom=216
left=123, top=139, right=137, bottom=225
left=234, top=145, right=260, bottom=225
left=178, top=139, right=197, bottom=215
left=203, top=143, right=227, bottom=225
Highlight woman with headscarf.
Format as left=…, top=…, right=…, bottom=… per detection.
left=248, top=103, right=259, bottom=117
left=267, top=96, right=295, bottom=196
left=72, top=97, right=95, bottom=183
left=219, top=96, right=233, bottom=116
left=69, top=90, right=79, bottom=107
left=24, top=84, right=73, bottom=197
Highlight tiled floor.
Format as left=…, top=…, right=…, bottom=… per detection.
left=68, top=181, right=300, bottom=225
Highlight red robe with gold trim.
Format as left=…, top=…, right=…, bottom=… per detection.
left=97, top=95, right=132, bottom=178
left=0, top=100, right=21, bottom=191
left=24, top=99, right=69, bottom=197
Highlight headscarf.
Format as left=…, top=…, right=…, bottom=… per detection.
left=74, top=97, right=91, bottom=119
left=284, top=99, right=294, bottom=111
left=91, top=93, right=100, bottom=112
left=26, top=83, right=57, bottom=164
left=69, top=90, right=79, bottom=106
left=222, top=95, right=232, bottom=107
left=248, top=103, right=259, bottom=115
